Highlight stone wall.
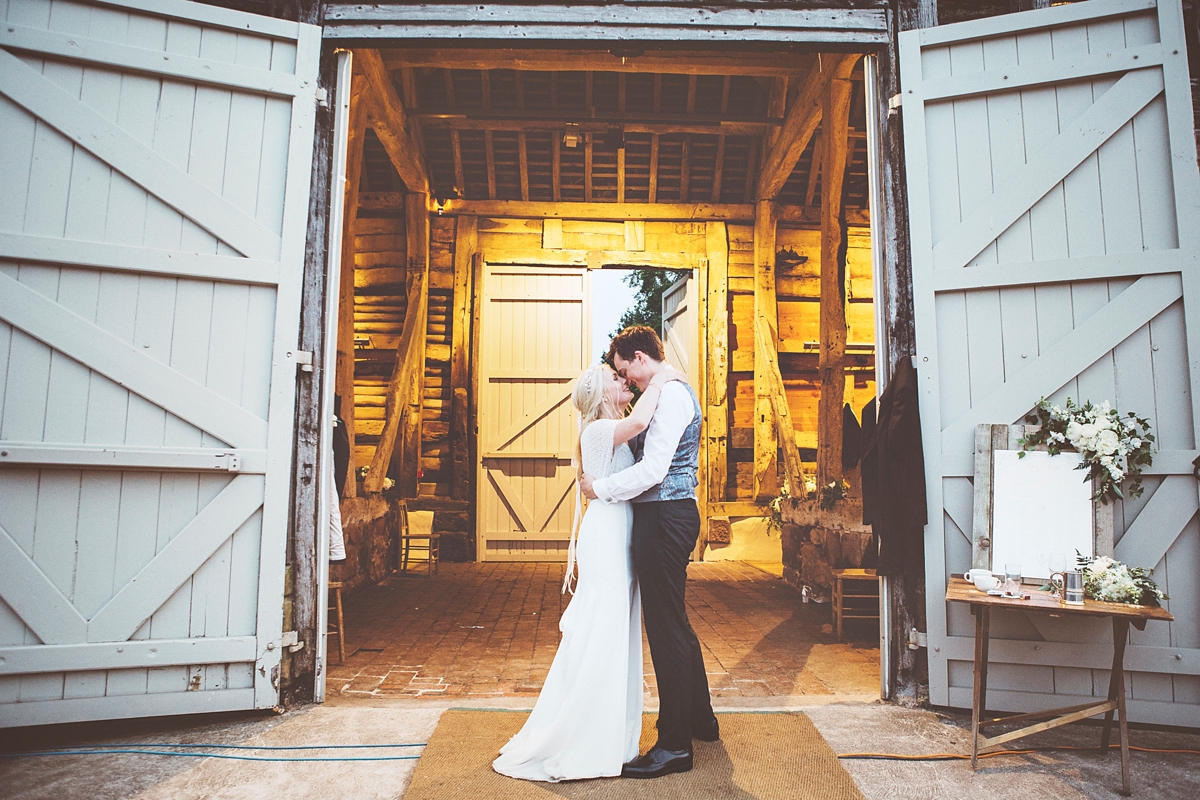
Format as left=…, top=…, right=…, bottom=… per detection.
left=779, top=498, right=873, bottom=599
left=335, top=496, right=399, bottom=591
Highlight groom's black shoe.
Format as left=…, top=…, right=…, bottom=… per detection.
left=693, top=716, right=720, bottom=742
left=620, top=746, right=693, bottom=779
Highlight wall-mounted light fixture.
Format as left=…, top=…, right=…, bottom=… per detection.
left=563, top=122, right=581, bottom=148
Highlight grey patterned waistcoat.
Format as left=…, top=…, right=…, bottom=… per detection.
left=631, top=382, right=702, bottom=503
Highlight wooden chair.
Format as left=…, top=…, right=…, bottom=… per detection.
left=399, top=505, right=439, bottom=574
left=327, top=580, right=346, bottom=663
left=832, top=568, right=880, bottom=641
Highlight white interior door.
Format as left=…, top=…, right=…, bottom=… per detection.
left=476, top=263, right=589, bottom=561
left=0, top=0, right=319, bottom=725
left=662, top=272, right=699, bottom=387
left=902, top=0, right=1200, bottom=725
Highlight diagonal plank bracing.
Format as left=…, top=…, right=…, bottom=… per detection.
left=941, top=273, right=1183, bottom=450
left=0, top=522, right=88, bottom=646
left=1114, top=475, right=1199, bottom=569
left=933, top=68, right=1165, bottom=272
left=0, top=272, right=268, bottom=449
left=0, top=48, right=281, bottom=261
left=0, top=24, right=303, bottom=97
left=87, top=475, right=264, bottom=642
left=491, top=385, right=573, bottom=451
left=485, top=466, right=538, bottom=533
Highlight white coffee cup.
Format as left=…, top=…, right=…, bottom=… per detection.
left=963, top=568, right=992, bottom=582
left=973, top=574, right=1001, bottom=592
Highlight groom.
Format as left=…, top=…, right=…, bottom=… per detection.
left=581, top=325, right=718, bottom=779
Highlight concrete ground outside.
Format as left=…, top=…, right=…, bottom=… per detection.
left=4, top=698, right=1200, bottom=799
left=4, top=562, right=1198, bottom=798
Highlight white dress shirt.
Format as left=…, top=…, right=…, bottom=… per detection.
left=593, top=381, right=695, bottom=502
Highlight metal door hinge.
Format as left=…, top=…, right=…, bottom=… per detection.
left=908, top=628, right=928, bottom=650
left=287, top=350, right=315, bottom=373
left=315, top=87, right=329, bottom=108
left=213, top=452, right=241, bottom=472
left=888, top=93, right=903, bottom=116
left=280, top=631, right=305, bottom=653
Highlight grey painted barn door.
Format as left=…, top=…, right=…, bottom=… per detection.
left=0, top=0, right=319, bottom=725
left=901, top=0, right=1200, bottom=726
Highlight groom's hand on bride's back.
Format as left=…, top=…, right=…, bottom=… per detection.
left=580, top=473, right=597, bottom=500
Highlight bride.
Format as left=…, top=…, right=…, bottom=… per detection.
left=492, top=362, right=683, bottom=782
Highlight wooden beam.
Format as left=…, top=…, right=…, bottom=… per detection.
left=518, top=131, right=529, bottom=201
left=450, top=216, right=477, bottom=500
left=417, top=116, right=773, bottom=138
left=584, top=134, right=594, bottom=202
left=484, top=131, right=497, bottom=199
left=695, top=235, right=709, bottom=560
left=364, top=208, right=429, bottom=495
left=648, top=134, right=660, bottom=203
left=756, top=317, right=806, bottom=496
left=383, top=48, right=815, bottom=77
left=337, top=73, right=368, bottom=498
left=446, top=200, right=763, bottom=220
left=816, top=78, right=852, bottom=489
left=753, top=199, right=778, bottom=501
left=763, top=77, right=789, bottom=156
left=396, top=192, right=431, bottom=497
left=706, top=222, right=729, bottom=503
left=756, top=53, right=858, bottom=201
left=686, top=75, right=698, bottom=113
left=679, top=135, right=691, bottom=203
left=711, top=134, right=725, bottom=203
left=617, top=145, right=626, bottom=204
left=355, top=48, right=429, bottom=194
left=804, top=134, right=823, bottom=207
left=451, top=129, right=465, bottom=193
left=743, top=137, right=757, bottom=203
left=552, top=135, right=562, bottom=202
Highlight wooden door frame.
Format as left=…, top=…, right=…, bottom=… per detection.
left=471, top=247, right=709, bottom=562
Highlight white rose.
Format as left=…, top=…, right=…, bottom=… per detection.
left=1095, top=415, right=1113, bottom=431
left=1129, top=438, right=1141, bottom=449
left=1096, top=429, right=1120, bottom=456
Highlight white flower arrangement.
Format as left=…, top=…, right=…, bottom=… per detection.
left=1019, top=398, right=1155, bottom=504
left=1077, top=553, right=1166, bottom=606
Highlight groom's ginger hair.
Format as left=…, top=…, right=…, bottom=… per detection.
left=607, top=325, right=665, bottom=364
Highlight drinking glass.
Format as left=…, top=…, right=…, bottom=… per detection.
left=1005, top=563, right=1022, bottom=596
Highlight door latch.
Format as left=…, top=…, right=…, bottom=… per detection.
left=287, top=350, right=315, bottom=373
left=213, top=452, right=241, bottom=472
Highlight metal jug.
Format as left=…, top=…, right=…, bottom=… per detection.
left=1051, top=570, right=1086, bottom=606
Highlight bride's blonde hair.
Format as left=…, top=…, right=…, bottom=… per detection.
left=571, top=363, right=611, bottom=467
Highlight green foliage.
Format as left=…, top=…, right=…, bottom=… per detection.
left=610, top=268, right=692, bottom=347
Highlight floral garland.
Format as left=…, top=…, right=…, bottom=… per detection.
left=1018, top=398, right=1154, bottom=504
left=1077, top=553, right=1166, bottom=606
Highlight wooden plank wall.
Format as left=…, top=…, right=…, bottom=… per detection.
left=340, top=211, right=877, bottom=520
left=726, top=224, right=875, bottom=499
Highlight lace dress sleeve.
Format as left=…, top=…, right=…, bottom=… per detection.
left=580, top=419, right=618, bottom=478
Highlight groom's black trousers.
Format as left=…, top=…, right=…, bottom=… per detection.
left=632, top=498, right=715, bottom=752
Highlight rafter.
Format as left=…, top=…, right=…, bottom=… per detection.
left=679, top=135, right=691, bottom=202
left=383, top=48, right=814, bottom=77
left=617, top=146, right=626, bottom=203
left=518, top=131, right=530, bottom=201
left=451, top=129, right=465, bottom=193
left=415, top=116, right=772, bottom=137
left=756, top=53, right=858, bottom=201
left=356, top=48, right=430, bottom=194
left=648, top=134, right=660, bottom=203
left=711, top=134, right=725, bottom=203
left=485, top=131, right=497, bottom=199
left=552, top=136, right=562, bottom=201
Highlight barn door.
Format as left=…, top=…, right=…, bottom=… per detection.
left=902, top=0, right=1200, bottom=725
left=661, top=272, right=699, bottom=387
left=477, top=263, right=589, bottom=561
left=0, top=0, right=319, bottom=725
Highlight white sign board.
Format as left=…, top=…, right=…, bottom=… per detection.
left=991, top=450, right=1093, bottom=580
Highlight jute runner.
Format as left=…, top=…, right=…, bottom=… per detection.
left=402, top=710, right=865, bottom=800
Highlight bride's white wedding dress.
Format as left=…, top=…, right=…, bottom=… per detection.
left=492, top=418, right=643, bottom=782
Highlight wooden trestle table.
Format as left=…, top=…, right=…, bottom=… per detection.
left=946, top=577, right=1173, bottom=796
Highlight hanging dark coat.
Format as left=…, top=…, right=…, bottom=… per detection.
left=860, top=359, right=927, bottom=579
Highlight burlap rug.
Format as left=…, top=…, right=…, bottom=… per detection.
left=402, top=710, right=865, bottom=799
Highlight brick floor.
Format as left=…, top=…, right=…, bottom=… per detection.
left=326, top=561, right=879, bottom=702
